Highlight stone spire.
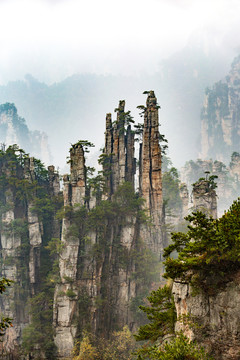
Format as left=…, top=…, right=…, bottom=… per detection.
left=69, top=143, right=86, bottom=206
left=139, top=91, right=164, bottom=252
left=54, top=143, right=86, bottom=357
left=104, top=113, right=113, bottom=196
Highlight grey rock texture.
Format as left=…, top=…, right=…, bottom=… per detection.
left=173, top=273, right=240, bottom=360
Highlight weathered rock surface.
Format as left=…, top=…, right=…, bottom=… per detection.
left=172, top=273, right=240, bottom=360
left=0, top=151, right=60, bottom=357
left=192, top=179, right=217, bottom=219
left=139, top=91, right=165, bottom=253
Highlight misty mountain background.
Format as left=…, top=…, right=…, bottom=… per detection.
left=0, top=39, right=236, bottom=171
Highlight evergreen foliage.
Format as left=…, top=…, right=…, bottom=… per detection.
left=0, top=278, right=13, bottom=336
left=135, top=285, right=176, bottom=343
left=164, top=198, right=240, bottom=291
left=72, top=326, right=136, bottom=360
left=134, top=284, right=211, bottom=359
left=137, top=332, right=212, bottom=360
left=162, top=168, right=182, bottom=214
left=0, top=145, right=62, bottom=359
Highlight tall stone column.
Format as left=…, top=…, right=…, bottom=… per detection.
left=140, top=91, right=165, bottom=253
left=54, top=143, right=86, bottom=358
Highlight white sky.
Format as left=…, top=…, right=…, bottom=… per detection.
left=0, top=0, right=240, bottom=84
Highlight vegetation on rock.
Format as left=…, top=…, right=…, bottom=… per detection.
left=0, top=277, right=13, bottom=336
left=164, top=198, right=240, bottom=290
left=72, top=326, right=136, bottom=360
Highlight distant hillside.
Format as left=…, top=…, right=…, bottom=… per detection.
left=200, top=55, right=240, bottom=163
left=0, top=102, right=51, bottom=165
left=0, top=43, right=233, bottom=169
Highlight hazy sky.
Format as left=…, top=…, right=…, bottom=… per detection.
left=0, top=0, right=240, bottom=84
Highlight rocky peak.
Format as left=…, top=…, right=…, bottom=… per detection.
left=141, top=91, right=161, bottom=211
left=192, top=179, right=217, bottom=218
left=69, top=143, right=85, bottom=186
left=140, top=91, right=165, bottom=252
left=104, top=100, right=135, bottom=196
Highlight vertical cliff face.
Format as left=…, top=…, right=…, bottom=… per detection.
left=139, top=91, right=165, bottom=252
left=172, top=273, right=240, bottom=360
left=0, top=147, right=61, bottom=358
left=0, top=167, right=23, bottom=356
left=24, top=158, right=43, bottom=295
left=200, top=55, right=240, bottom=163
left=53, top=92, right=165, bottom=358
left=54, top=144, right=86, bottom=356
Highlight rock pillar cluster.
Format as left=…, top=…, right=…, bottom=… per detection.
left=53, top=92, right=165, bottom=358
left=0, top=92, right=166, bottom=359
left=104, top=101, right=136, bottom=197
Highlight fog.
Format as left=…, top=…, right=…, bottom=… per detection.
left=0, top=0, right=240, bottom=170
left=0, top=0, right=239, bottom=83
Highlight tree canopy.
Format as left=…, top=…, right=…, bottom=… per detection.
left=0, top=278, right=13, bottom=336
left=164, top=198, right=240, bottom=290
